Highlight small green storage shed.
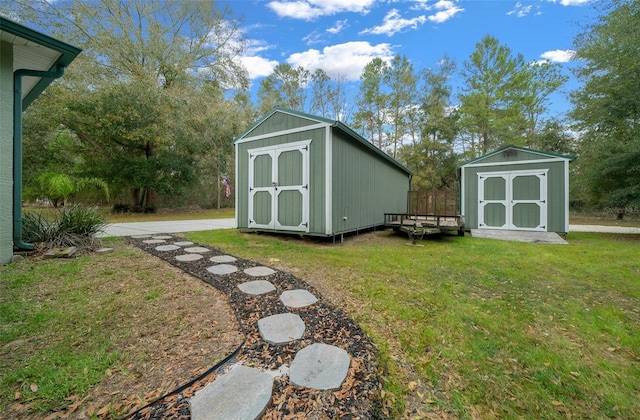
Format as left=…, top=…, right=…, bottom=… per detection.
left=234, top=107, right=412, bottom=238
left=458, top=145, right=574, bottom=234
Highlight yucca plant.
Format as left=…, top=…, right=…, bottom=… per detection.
left=22, top=210, right=56, bottom=244
left=22, top=205, right=107, bottom=251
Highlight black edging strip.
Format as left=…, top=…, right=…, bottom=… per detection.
left=120, top=339, right=244, bottom=419
left=120, top=235, right=254, bottom=420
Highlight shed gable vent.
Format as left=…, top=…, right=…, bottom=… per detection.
left=503, top=149, right=517, bottom=157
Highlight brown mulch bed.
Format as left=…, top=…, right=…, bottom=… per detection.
left=126, top=235, right=383, bottom=419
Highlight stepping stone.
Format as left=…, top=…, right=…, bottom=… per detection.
left=210, top=255, right=237, bottom=263
left=184, top=246, right=211, bottom=253
left=258, top=313, right=305, bottom=344
left=289, top=343, right=351, bottom=390
left=44, top=247, right=76, bottom=259
left=143, top=239, right=165, bottom=244
left=280, top=290, right=318, bottom=308
left=244, top=266, right=276, bottom=277
left=176, top=254, right=203, bottom=262
left=174, top=241, right=194, bottom=246
left=238, top=280, right=276, bottom=295
left=190, top=365, right=273, bottom=420
left=96, top=248, right=114, bottom=254
left=155, top=244, right=181, bottom=252
left=152, top=235, right=173, bottom=240
left=207, top=264, right=238, bottom=275
left=131, top=235, right=152, bottom=239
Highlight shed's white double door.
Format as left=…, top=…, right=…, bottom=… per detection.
left=248, top=140, right=310, bottom=232
left=478, top=169, right=548, bottom=231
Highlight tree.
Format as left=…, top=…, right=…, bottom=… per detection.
left=383, top=55, right=418, bottom=158
left=37, top=173, right=109, bottom=207
left=354, top=58, right=389, bottom=148
left=570, top=0, right=640, bottom=214
left=399, top=56, right=459, bottom=190
left=9, top=0, right=248, bottom=90
left=64, top=78, right=198, bottom=209
left=419, top=56, right=459, bottom=189
left=458, top=35, right=528, bottom=155
left=531, top=119, right=576, bottom=155
left=310, top=69, right=332, bottom=118
left=519, top=62, right=568, bottom=144
left=11, top=0, right=250, bottom=209
left=256, top=63, right=310, bottom=114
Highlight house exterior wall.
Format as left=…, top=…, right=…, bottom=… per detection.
left=1, top=41, right=13, bottom=264
left=460, top=149, right=570, bottom=233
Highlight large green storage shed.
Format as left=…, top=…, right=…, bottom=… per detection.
left=234, top=107, right=412, bottom=238
left=458, top=145, right=574, bottom=234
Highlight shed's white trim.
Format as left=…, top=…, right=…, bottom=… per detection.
left=462, top=157, right=571, bottom=169
left=460, top=166, right=466, bottom=221
left=325, top=125, right=332, bottom=235
left=235, top=122, right=328, bottom=144
left=234, top=142, right=239, bottom=227
left=564, top=159, right=570, bottom=233
left=247, top=139, right=312, bottom=233
left=477, top=169, right=549, bottom=232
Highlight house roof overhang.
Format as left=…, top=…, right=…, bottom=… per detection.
left=0, top=16, right=81, bottom=109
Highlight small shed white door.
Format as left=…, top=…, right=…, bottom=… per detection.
left=248, top=140, right=310, bottom=232
left=478, top=169, right=548, bottom=231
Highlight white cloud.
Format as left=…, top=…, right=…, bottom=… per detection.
left=239, top=56, right=280, bottom=79
left=267, top=0, right=375, bottom=20
left=557, top=0, right=591, bottom=6
left=360, top=9, right=427, bottom=36
left=539, top=49, right=576, bottom=63
left=507, top=2, right=533, bottom=17
left=327, top=19, right=348, bottom=34
left=287, top=41, right=394, bottom=80
left=244, top=39, right=273, bottom=56
left=427, top=0, right=464, bottom=23
left=302, top=31, right=324, bottom=45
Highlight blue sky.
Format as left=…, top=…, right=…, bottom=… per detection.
left=229, top=0, right=598, bottom=117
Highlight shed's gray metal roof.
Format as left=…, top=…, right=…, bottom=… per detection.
left=457, top=144, right=576, bottom=169
left=235, top=107, right=413, bottom=176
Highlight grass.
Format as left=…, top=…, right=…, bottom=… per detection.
left=186, top=229, right=640, bottom=419
left=105, top=207, right=234, bottom=223
left=2, top=216, right=638, bottom=418
left=0, top=250, right=121, bottom=413
left=0, top=239, right=242, bottom=417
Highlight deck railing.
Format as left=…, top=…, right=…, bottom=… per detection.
left=407, top=190, right=458, bottom=216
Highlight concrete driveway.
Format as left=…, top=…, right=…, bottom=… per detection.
left=97, top=218, right=236, bottom=237
left=569, top=224, right=640, bottom=234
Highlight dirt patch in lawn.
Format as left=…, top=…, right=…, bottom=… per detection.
left=1, top=244, right=244, bottom=419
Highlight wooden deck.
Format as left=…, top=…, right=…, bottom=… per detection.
left=384, top=213, right=465, bottom=242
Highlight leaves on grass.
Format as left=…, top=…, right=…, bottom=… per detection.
left=126, top=235, right=382, bottom=418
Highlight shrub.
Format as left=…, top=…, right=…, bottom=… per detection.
left=22, top=205, right=107, bottom=251
left=111, top=203, right=131, bottom=213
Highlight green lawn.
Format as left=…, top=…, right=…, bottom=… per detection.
left=2, top=228, right=638, bottom=418
left=186, top=229, right=640, bottom=419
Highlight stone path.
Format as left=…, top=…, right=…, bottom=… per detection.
left=127, top=234, right=380, bottom=419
